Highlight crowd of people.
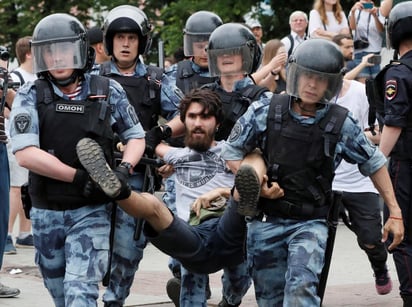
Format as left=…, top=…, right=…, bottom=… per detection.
left=1, top=0, right=412, bottom=307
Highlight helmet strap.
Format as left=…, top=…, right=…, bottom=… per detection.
left=47, top=70, right=80, bottom=87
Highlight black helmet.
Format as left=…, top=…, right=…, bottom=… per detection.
left=207, top=23, right=261, bottom=77
left=103, top=5, right=152, bottom=56
left=387, top=1, right=412, bottom=50
left=31, top=13, right=93, bottom=77
left=286, top=39, right=345, bottom=102
left=183, top=11, right=223, bottom=57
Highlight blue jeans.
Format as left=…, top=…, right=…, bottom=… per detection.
left=247, top=217, right=328, bottom=306
left=31, top=205, right=110, bottom=307
left=0, top=142, right=10, bottom=268
left=103, top=171, right=148, bottom=305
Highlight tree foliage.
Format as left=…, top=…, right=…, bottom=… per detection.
left=0, top=0, right=365, bottom=64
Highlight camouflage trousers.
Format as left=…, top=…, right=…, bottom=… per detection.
left=31, top=204, right=111, bottom=307
left=247, top=217, right=328, bottom=307
left=180, top=260, right=251, bottom=307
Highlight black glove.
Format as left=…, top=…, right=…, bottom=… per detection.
left=145, top=126, right=163, bottom=156
left=113, top=165, right=132, bottom=200
left=73, top=169, right=111, bottom=201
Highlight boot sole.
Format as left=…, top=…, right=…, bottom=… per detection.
left=76, top=138, right=121, bottom=198
left=235, top=165, right=260, bottom=217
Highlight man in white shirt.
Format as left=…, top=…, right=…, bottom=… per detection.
left=281, top=11, right=308, bottom=58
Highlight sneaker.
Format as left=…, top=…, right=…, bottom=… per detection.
left=0, top=283, right=20, bottom=298
left=15, top=234, right=34, bottom=248
left=3, top=235, right=16, bottom=255
left=76, top=138, right=121, bottom=198
left=235, top=164, right=260, bottom=217
left=375, top=269, right=392, bottom=295
left=166, top=277, right=180, bottom=307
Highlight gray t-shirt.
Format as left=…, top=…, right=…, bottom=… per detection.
left=164, top=141, right=234, bottom=221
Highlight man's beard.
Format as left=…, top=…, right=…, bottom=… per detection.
left=184, top=128, right=214, bottom=152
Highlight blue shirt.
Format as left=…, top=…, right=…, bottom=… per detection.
left=9, top=74, right=145, bottom=153
left=222, top=96, right=386, bottom=177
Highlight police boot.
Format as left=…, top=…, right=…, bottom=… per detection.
left=217, top=297, right=240, bottom=307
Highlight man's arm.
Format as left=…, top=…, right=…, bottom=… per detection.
left=344, top=54, right=375, bottom=80
left=379, top=125, right=402, bottom=157
left=369, top=166, right=404, bottom=250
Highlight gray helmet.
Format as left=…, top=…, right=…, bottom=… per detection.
left=207, top=23, right=261, bottom=77
left=387, top=1, right=412, bottom=50
left=286, top=39, right=345, bottom=102
left=103, top=5, right=152, bottom=56
left=183, top=11, right=223, bottom=57
left=31, top=13, right=93, bottom=77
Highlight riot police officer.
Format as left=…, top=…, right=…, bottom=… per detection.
left=98, top=5, right=183, bottom=307
left=379, top=2, right=412, bottom=305
left=9, top=13, right=143, bottom=306
left=221, top=38, right=404, bottom=306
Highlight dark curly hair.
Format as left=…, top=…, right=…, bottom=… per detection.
left=179, top=88, right=223, bottom=124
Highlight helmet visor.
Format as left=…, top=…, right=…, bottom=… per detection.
left=183, top=34, right=210, bottom=56
left=32, top=39, right=87, bottom=74
left=286, top=62, right=343, bottom=102
left=207, top=45, right=253, bottom=77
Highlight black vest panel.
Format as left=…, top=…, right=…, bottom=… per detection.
left=203, top=83, right=268, bottom=141
left=175, top=60, right=216, bottom=94
left=100, top=62, right=161, bottom=130
left=261, top=95, right=348, bottom=219
left=30, top=76, right=114, bottom=209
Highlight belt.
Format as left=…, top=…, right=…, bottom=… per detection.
left=260, top=199, right=329, bottom=220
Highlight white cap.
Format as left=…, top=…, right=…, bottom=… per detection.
left=247, top=19, right=262, bottom=28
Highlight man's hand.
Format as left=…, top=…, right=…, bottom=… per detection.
left=260, top=175, right=284, bottom=199
left=382, top=216, right=404, bottom=251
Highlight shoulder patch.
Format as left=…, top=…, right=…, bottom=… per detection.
left=385, top=80, right=397, bottom=101
left=14, top=113, right=31, bottom=133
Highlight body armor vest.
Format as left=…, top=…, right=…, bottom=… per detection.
left=100, top=62, right=162, bottom=131
left=202, top=82, right=269, bottom=141
left=261, top=95, right=348, bottom=219
left=176, top=60, right=216, bottom=94
left=30, top=76, right=114, bottom=209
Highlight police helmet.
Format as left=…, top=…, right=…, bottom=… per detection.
left=286, top=39, right=345, bottom=102
left=387, top=1, right=412, bottom=50
left=103, top=5, right=152, bottom=56
left=183, top=11, right=223, bottom=57
left=31, top=13, right=93, bottom=77
left=207, top=23, right=261, bottom=77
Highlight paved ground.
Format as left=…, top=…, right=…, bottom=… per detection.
left=0, top=222, right=403, bottom=306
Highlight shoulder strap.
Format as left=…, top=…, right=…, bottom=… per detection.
left=35, top=78, right=54, bottom=105
left=319, top=104, right=348, bottom=158
left=89, top=75, right=110, bottom=97
left=239, top=84, right=269, bottom=103
left=287, top=34, right=294, bottom=58
left=264, top=94, right=290, bottom=161
left=11, top=70, right=25, bottom=86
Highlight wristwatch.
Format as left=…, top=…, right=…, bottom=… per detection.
left=119, top=161, right=133, bottom=172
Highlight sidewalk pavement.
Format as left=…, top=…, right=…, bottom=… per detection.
left=0, top=223, right=403, bottom=306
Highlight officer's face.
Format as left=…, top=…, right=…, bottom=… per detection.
left=192, top=41, right=209, bottom=69
left=113, top=32, right=139, bottom=67
left=43, top=42, right=75, bottom=80
left=216, top=53, right=243, bottom=76
left=297, top=72, right=329, bottom=104
left=184, top=102, right=217, bottom=152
